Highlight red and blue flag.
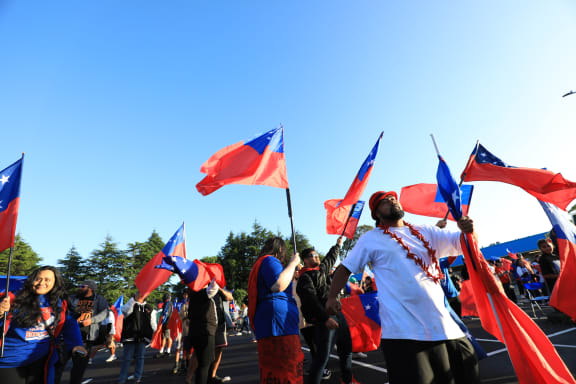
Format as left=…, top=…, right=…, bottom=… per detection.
left=325, top=133, right=382, bottom=236
left=156, top=257, right=212, bottom=292
left=462, top=143, right=576, bottom=210
left=437, top=152, right=576, bottom=384
left=340, top=291, right=381, bottom=352
left=196, top=127, right=289, bottom=195
left=539, top=201, right=576, bottom=320
left=0, top=157, right=23, bottom=253
left=135, top=223, right=187, bottom=298
left=400, top=183, right=473, bottom=221
left=111, top=295, right=124, bottom=342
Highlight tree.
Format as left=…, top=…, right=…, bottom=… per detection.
left=284, top=230, right=313, bottom=257
left=126, top=231, right=167, bottom=304
left=85, top=236, right=128, bottom=304
left=0, top=234, right=42, bottom=276
left=57, top=246, right=88, bottom=290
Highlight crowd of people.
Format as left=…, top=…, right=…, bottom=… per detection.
left=0, top=189, right=564, bottom=384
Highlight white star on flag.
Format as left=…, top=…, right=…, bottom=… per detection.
left=0, top=174, right=9, bottom=185
left=365, top=304, right=371, bottom=310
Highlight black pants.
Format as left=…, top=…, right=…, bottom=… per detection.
left=0, top=357, right=46, bottom=384
left=381, top=337, right=479, bottom=384
left=189, top=333, right=215, bottom=384
left=54, top=342, right=91, bottom=384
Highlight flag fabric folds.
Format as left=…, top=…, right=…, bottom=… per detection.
left=400, top=183, right=473, bottom=221
left=135, top=223, right=186, bottom=298
left=156, top=257, right=213, bottom=292
left=506, top=248, right=518, bottom=260
left=0, top=158, right=23, bottom=253
left=196, top=127, right=289, bottom=195
left=538, top=201, right=576, bottom=319
left=325, top=133, right=382, bottom=236
left=111, top=295, right=124, bottom=342
left=340, top=291, right=381, bottom=353
left=437, top=152, right=576, bottom=384
left=462, top=143, right=576, bottom=210
left=204, top=263, right=226, bottom=288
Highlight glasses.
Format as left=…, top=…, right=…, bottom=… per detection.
left=78, top=285, right=87, bottom=288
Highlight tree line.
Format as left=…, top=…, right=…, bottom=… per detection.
left=2, top=222, right=379, bottom=306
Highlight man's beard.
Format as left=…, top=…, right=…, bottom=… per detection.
left=380, top=205, right=405, bottom=221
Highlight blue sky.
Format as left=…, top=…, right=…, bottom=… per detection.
left=1, top=1, right=576, bottom=269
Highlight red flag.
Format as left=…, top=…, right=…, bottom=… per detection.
left=340, top=292, right=380, bottom=352
left=459, top=280, right=479, bottom=317
left=167, top=307, right=182, bottom=341
left=506, top=248, right=518, bottom=260
left=400, top=183, right=473, bottom=221
left=0, top=157, right=23, bottom=253
left=462, top=143, right=576, bottom=210
left=196, top=127, right=288, bottom=195
left=111, top=295, right=124, bottom=342
left=204, top=263, right=226, bottom=288
left=325, top=133, right=382, bottom=235
left=150, top=324, right=163, bottom=350
left=461, top=232, right=575, bottom=384
left=135, top=223, right=186, bottom=298
left=539, top=201, right=576, bottom=319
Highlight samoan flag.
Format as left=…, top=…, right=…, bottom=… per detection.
left=325, top=133, right=382, bottom=236
left=196, top=127, right=289, bottom=195
left=341, top=201, right=365, bottom=239
left=462, top=143, right=576, bottom=210
left=135, top=223, right=187, bottom=298
left=436, top=155, right=464, bottom=221
left=400, top=183, right=473, bottom=221
left=156, top=257, right=212, bottom=292
left=0, top=157, right=23, bottom=253
left=538, top=201, right=576, bottom=319
left=341, top=291, right=381, bottom=352
left=111, top=295, right=124, bottom=342
left=438, top=152, right=576, bottom=384
left=506, top=248, right=518, bottom=260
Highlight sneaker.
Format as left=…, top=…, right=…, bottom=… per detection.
left=105, top=354, right=117, bottom=362
left=81, top=379, right=93, bottom=384
left=163, top=352, right=171, bottom=358
left=235, top=332, right=242, bottom=336
left=88, top=358, right=93, bottom=365
left=322, top=369, right=332, bottom=380
left=127, top=375, right=135, bottom=381
left=353, top=352, right=368, bottom=359
left=212, top=376, right=231, bottom=383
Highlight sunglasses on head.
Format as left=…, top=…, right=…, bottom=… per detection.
left=78, top=285, right=88, bottom=288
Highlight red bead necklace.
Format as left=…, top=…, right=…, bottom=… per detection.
left=378, top=221, right=444, bottom=284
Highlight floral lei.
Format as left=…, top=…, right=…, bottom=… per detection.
left=378, top=221, right=444, bottom=284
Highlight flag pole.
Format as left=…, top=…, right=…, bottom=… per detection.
left=1, top=152, right=24, bottom=358
left=285, top=188, right=297, bottom=253
left=1, top=246, right=14, bottom=358
left=340, top=203, right=357, bottom=238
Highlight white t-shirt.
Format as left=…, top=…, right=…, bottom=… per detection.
left=342, top=224, right=465, bottom=341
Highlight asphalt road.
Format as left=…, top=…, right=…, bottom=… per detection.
left=64, top=302, right=576, bottom=384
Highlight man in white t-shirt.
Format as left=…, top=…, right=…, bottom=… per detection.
left=326, top=190, right=480, bottom=384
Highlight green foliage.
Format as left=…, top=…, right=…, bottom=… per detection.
left=233, top=288, right=247, bottom=305
left=201, top=256, right=219, bottom=264
left=0, top=234, right=42, bottom=276
left=284, top=230, right=313, bottom=256
left=57, top=246, right=88, bottom=291
left=84, top=236, right=128, bottom=304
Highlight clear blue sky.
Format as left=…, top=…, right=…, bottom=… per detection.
left=1, top=1, right=576, bottom=269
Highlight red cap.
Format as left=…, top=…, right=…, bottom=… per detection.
left=369, top=191, right=398, bottom=220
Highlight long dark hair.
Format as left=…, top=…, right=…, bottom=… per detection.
left=12, top=266, right=68, bottom=328
left=259, top=236, right=287, bottom=264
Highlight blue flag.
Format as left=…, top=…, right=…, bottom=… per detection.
left=436, top=155, right=463, bottom=221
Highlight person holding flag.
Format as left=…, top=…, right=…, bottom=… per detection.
left=296, top=236, right=358, bottom=384
left=326, top=191, right=479, bottom=384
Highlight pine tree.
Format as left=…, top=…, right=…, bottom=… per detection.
left=86, top=236, right=127, bottom=304
left=57, top=246, right=88, bottom=290
left=0, top=234, right=41, bottom=276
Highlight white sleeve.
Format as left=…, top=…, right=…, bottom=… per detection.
left=206, top=279, right=219, bottom=299
left=342, top=233, right=372, bottom=274
left=121, top=297, right=136, bottom=316
left=151, top=309, right=158, bottom=332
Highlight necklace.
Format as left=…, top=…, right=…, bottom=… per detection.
left=378, top=222, right=444, bottom=284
